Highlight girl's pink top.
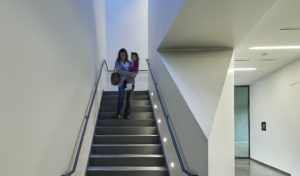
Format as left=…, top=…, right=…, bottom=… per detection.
left=129, top=60, right=139, bottom=72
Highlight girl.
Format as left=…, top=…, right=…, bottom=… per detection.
left=125, top=52, right=139, bottom=91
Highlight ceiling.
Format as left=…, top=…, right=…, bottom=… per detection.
left=234, top=0, right=300, bottom=85
left=158, top=0, right=300, bottom=85
left=159, top=0, right=276, bottom=49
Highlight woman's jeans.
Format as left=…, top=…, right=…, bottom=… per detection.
left=117, top=82, right=134, bottom=116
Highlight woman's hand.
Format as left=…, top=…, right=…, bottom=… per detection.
left=131, top=74, right=137, bottom=78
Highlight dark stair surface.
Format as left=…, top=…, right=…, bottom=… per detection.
left=86, top=91, right=169, bottom=176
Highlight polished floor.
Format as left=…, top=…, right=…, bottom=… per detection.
left=235, top=159, right=290, bottom=176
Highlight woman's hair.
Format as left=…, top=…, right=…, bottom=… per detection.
left=131, top=52, right=139, bottom=61
left=117, top=48, right=129, bottom=62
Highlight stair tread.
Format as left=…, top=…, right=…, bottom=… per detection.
left=90, top=154, right=164, bottom=158
left=92, top=144, right=161, bottom=146
left=86, top=91, right=168, bottom=175
left=99, top=119, right=154, bottom=121
left=96, top=126, right=156, bottom=128
left=88, top=166, right=167, bottom=171
left=94, top=134, right=159, bottom=137
left=99, top=112, right=153, bottom=114
left=103, top=91, right=148, bottom=93
left=101, top=105, right=152, bottom=107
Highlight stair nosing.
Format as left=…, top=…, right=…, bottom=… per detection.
left=90, top=154, right=164, bottom=158
left=96, top=126, right=156, bottom=128
left=92, top=144, right=162, bottom=146
left=87, top=166, right=168, bottom=171
left=94, top=134, right=159, bottom=137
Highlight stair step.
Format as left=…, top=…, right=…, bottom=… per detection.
left=103, top=91, right=148, bottom=95
left=87, top=166, right=168, bottom=176
left=99, top=112, right=154, bottom=119
left=101, top=100, right=151, bottom=106
left=98, top=119, right=156, bottom=127
left=102, top=94, right=150, bottom=101
left=91, top=144, right=162, bottom=154
left=93, top=135, right=160, bottom=144
left=100, top=105, right=153, bottom=112
left=89, top=154, right=165, bottom=166
left=86, top=91, right=168, bottom=176
left=96, top=127, right=157, bottom=135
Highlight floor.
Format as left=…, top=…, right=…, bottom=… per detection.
left=235, top=159, right=290, bottom=176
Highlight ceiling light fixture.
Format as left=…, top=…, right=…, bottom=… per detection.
left=250, top=46, right=300, bottom=50
left=280, top=28, right=300, bottom=31
left=234, top=68, right=257, bottom=71
left=256, top=58, right=278, bottom=61
left=234, top=59, right=250, bottom=62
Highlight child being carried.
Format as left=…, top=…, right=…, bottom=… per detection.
left=125, top=52, right=139, bottom=91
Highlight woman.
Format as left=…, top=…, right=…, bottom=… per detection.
left=115, top=48, right=136, bottom=119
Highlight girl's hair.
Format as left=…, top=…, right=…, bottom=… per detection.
left=131, top=52, right=139, bottom=61
left=117, top=48, right=129, bottom=62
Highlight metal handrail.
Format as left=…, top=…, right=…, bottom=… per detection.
left=62, top=60, right=106, bottom=176
left=104, top=59, right=149, bottom=72
left=146, top=59, right=197, bottom=176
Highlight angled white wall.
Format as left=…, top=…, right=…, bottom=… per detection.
left=208, top=57, right=234, bottom=176
left=160, top=51, right=233, bottom=138
left=148, top=0, right=274, bottom=175
left=157, top=50, right=234, bottom=176
left=250, top=58, right=300, bottom=176
left=0, top=0, right=106, bottom=176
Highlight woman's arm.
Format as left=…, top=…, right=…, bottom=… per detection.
left=115, top=61, right=136, bottom=76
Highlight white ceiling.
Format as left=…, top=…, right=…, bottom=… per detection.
left=234, top=0, right=300, bottom=85
left=158, top=0, right=300, bottom=86
left=159, top=0, right=276, bottom=49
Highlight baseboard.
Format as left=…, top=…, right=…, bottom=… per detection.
left=250, top=158, right=291, bottom=176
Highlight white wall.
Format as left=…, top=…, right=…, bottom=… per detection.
left=105, top=0, right=148, bottom=91
left=156, top=50, right=234, bottom=176
left=208, top=57, right=234, bottom=176
left=250, top=58, right=300, bottom=175
left=0, top=1, right=105, bottom=176
left=148, top=0, right=234, bottom=175
left=73, top=1, right=107, bottom=175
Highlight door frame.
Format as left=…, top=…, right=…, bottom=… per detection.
left=234, top=85, right=250, bottom=159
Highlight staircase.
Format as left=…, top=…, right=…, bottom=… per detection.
left=86, top=91, right=169, bottom=176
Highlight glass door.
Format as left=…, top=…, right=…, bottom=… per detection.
left=234, top=86, right=250, bottom=158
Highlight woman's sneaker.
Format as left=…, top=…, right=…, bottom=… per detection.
left=125, top=83, right=133, bottom=91
left=116, top=114, right=122, bottom=119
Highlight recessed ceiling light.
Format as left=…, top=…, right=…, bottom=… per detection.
left=234, top=68, right=257, bottom=71
left=256, top=58, right=278, bottom=61
left=234, top=59, right=250, bottom=62
left=280, top=28, right=300, bottom=31
left=250, top=46, right=300, bottom=50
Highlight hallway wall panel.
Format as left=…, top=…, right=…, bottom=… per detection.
left=250, top=58, right=300, bottom=176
